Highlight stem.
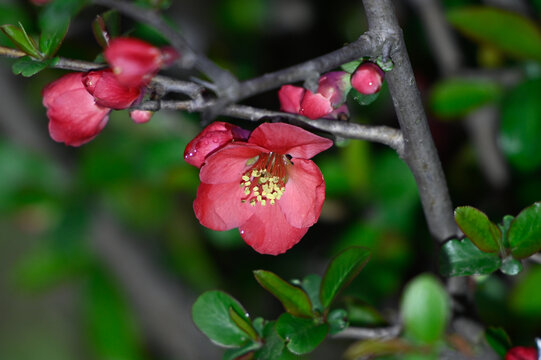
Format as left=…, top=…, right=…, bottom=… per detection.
left=362, top=0, right=458, bottom=242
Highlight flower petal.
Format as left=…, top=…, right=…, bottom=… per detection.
left=239, top=204, right=308, bottom=255
left=83, top=70, right=141, bottom=110
left=300, top=91, right=333, bottom=119
left=278, top=85, right=305, bottom=113
left=199, top=144, right=265, bottom=184
left=42, top=72, right=85, bottom=108
left=194, top=182, right=254, bottom=231
left=248, top=123, right=333, bottom=159
left=279, top=158, right=325, bottom=228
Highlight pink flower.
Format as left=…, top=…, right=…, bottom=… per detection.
left=191, top=122, right=333, bottom=255
left=130, top=110, right=153, bottom=124
left=83, top=69, right=141, bottom=110
left=184, top=121, right=251, bottom=168
left=351, top=62, right=384, bottom=95
left=42, top=72, right=110, bottom=146
left=278, top=72, right=350, bottom=120
left=506, top=347, right=537, bottom=360
left=105, top=37, right=163, bottom=88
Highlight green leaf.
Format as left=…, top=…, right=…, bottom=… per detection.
left=253, top=270, right=312, bottom=318
left=192, top=291, right=252, bottom=347
left=92, top=15, right=109, bottom=48
left=500, top=79, right=541, bottom=172
left=300, top=274, right=323, bottom=313
left=327, top=308, right=348, bottom=335
left=275, top=313, right=329, bottom=355
left=223, top=342, right=261, bottom=360
left=12, top=56, right=50, bottom=77
left=229, top=307, right=258, bottom=341
left=439, top=238, right=501, bottom=277
left=447, top=6, right=541, bottom=61
left=39, top=17, right=69, bottom=57
left=454, top=206, right=501, bottom=252
left=400, top=274, right=450, bottom=344
left=499, top=215, right=514, bottom=249
left=255, top=322, right=295, bottom=360
left=500, top=256, right=523, bottom=276
left=485, top=327, right=512, bottom=358
left=320, top=246, right=371, bottom=309
left=341, top=60, right=361, bottom=73
left=510, top=265, right=541, bottom=318
left=508, top=202, right=541, bottom=259
left=0, top=24, right=42, bottom=59
left=350, top=88, right=380, bottom=106
left=430, top=79, right=502, bottom=118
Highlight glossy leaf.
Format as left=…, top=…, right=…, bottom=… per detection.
left=510, top=266, right=541, bottom=318
left=255, top=322, right=296, bottom=360
left=508, top=202, right=541, bottom=259
left=300, top=274, right=323, bottom=313
left=327, top=308, right=348, bottom=335
left=447, top=6, right=541, bottom=61
left=485, top=327, right=512, bottom=358
left=229, top=307, right=258, bottom=341
left=341, top=60, right=361, bottom=74
left=430, top=79, right=501, bottom=118
left=12, top=56, right=51, bottom=77
left=223, top=342, right=260, bottom=360
left=351, top=88, right=380, bottom=106
left=92, top=15, right=109, bottom=48
left=0, top=24, right=42, bottom=59
left=275, top=313, right=328, bottom=355
left=500, top=79, right=541, bottom=172
left=253, top=270, right=312, bottom=318
left=439, top=238, right=501, bottom=277
left=192, top=291, right=251, bottom=347
left=400, top=274, right=450, bottom=344
left=454, top=206, right=501, bottom=252
left=39, top=17, right=69, bottom=57
left=320, top=246, right=371, bottom=309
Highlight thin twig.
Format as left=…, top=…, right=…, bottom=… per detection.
left=333, top=324, right=402, bottom=340
left=362, top=0, right=458, bottom=242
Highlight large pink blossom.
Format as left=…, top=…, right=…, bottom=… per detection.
left=190, top=122, right=333, bottom=255
left=42, top=72, right=110, bottom=146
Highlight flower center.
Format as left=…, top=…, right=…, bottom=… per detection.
left=241, top=152, right=290, bottom=206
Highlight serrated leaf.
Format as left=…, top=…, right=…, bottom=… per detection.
left=500, top=256, right=522, bottom=276
left=485, top=327, right=512, bottom=358
left=0, top=24, right=42, bottom=58
left=327, top=308, right=348, bottom=335
left=500, top=79, right=541, bottom=172
left=447, top=6, right=541, bottom=61
left=439, top=238, right=501, bottom=277
left=320, top=246, right=371, bottom=309
left=229, top=307, right=258, bottom=341
left=508, top=202, right=541, bottom=259
left=253, top=270, right=312, bottom=318
left=430, top=79, right=502, bottom=118
left=454, top=206, right=501, bottom=253
left=12, top=56, right=49, bottom=77
left=301, top=274, right=323, bottom=313
left=192, top=291, right=251, bottom=347
left=400, top=274, right=450, bottom=344
left=275, top=313, right=328, bottom=355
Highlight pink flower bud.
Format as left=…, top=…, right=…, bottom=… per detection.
left=42, top=72, right=110, bottom=146
left=184, top=122, right=251, bottom=168
left=506, top=347, right=538, bottom=360
left=83, top=69, right=141, bottom=110
left=278, top=85, right=305, bottom=114
left=105, top=37, right=163, bottom=88
left=317, top=71, right=351, bottom=107
left=300, top=91, right=334, bottom=120
left=130, top=110, right=153, bottom=124
left=351, top=62, right=384, bottom=95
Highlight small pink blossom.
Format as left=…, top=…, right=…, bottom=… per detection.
left=83, top=69, right=141, bottom=110
left=42, top=72, right=110, bottom=146
left=130, top=110, right=153, bottom=124
left=351, top=62, right=384, bottom=95
left=190, top=122, right=333, bottom=255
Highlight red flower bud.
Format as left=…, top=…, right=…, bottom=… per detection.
left=317, top=71, right=351, bottom=107
left=351, top=62, right=384, bottom=95
left=299, top=91, right=333, bottom=120
left=184, top=121, right=251, bottom=168
left=506, top=347, right=538, bottom=360
left=278, top=85, right=305, bottom=114
left=83, top=69, right=141, bottom=110
left=42, top=72, right=110, bottom=146
left=105, top=37, right=163, bottom=88
left=130, top=110, right=153, bottom=124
